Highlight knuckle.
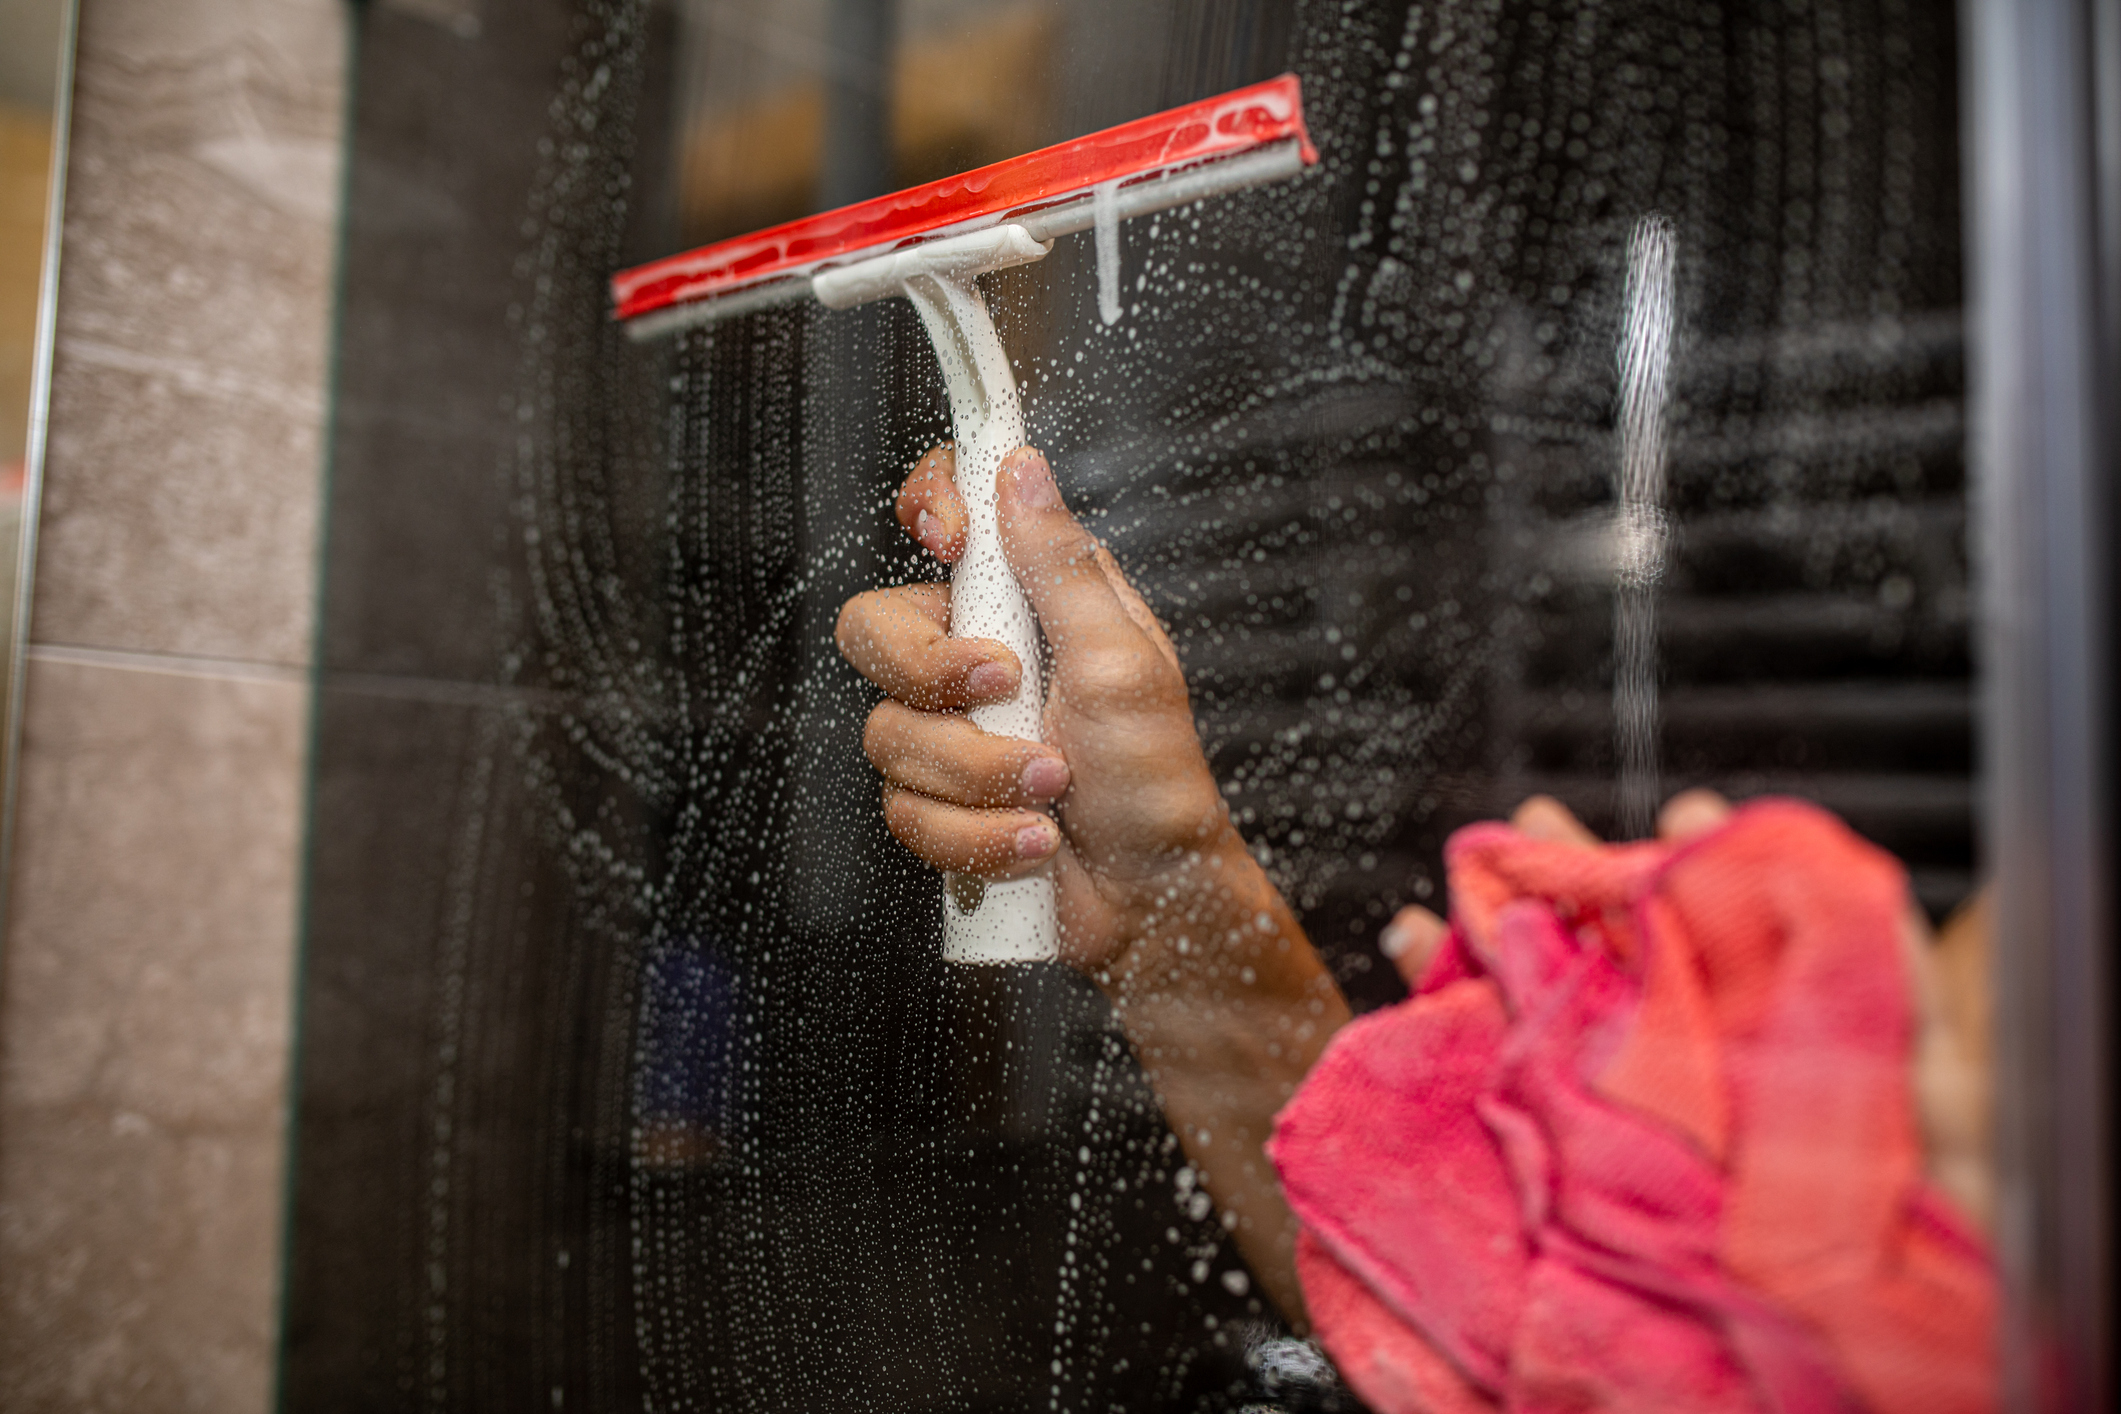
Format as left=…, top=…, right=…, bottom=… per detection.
left=898, top=659, right=951, bottom=711
left=903, top=581, right=949, bottom=620
left=860, top=702, right=900, bottom=765
left=884, top=792, right=965, bottom=871
left=1070, top=645, right=1181, bottom=707
left=1007, top=506, right=1085, bottom=557
left=880, top=787, right=923, bottom=840
left=833, top=593, right=878, bottom=656
left=902, top=450, right=953, bottom=497
left=1068, top=649, right=1135, bottom=699
left=1141, top=777, right=1222, bottom=839
left=1048, top=523, right=1098, bottom=564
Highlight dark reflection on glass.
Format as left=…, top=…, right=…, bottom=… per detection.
left=283, top=1, right=1971, bottom=1410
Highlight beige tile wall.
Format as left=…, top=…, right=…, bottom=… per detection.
left=0, top=1, right=347, bottom=1410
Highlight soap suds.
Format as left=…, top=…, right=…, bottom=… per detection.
left=1093, top=178, right=1123, bottom=325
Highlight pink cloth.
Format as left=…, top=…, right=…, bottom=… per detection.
left=1267, top=800, right=1994, bottom=1414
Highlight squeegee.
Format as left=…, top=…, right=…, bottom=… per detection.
left=613, top=75, right=1318, bottom=964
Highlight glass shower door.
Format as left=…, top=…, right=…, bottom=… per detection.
left=282, top=2, right=2038, bottom=1411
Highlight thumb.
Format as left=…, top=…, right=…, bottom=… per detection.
left=1380, top=905, right=1449, bottom=987
left=996, top=447, right=1140, bottom=660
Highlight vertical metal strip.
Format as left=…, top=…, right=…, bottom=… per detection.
left=0, top=0, right=79, bottom=954
left=1961, top=0, right=2114, bottom=1408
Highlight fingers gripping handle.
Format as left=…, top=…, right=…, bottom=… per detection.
left=817, top=227, right=1059, bottom=962
left=900, top=266, right=1060, bottom=964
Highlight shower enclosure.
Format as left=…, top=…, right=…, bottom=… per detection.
left=278, top=0, right=2109, bottom=1409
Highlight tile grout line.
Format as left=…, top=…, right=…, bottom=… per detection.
left=26, top=642, right=310, bottom=686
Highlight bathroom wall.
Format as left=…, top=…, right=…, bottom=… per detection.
left=0, top=0, right=63, bottom=760
left=0, top=0, right=346, bottom=1409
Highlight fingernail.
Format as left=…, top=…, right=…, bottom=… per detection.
left=968, top=660, right=1015, bottom=697
left=1020, top=755, right=1070, bottom=800
left=1016, top=821, right=1058, bottom=859
left=1010, top=452, right=1060, bottom=509
left=915, top=508, right=946, bottom=556
left=1379, top=923, right=1413, bottom=959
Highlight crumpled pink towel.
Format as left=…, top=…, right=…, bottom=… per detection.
left=1267, top=799, right=1994, bottom=1414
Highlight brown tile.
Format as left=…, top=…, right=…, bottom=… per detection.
left=31, top=0, right=344, bottom=662
left=57, top=0, right=345, bottom=393
left=30, top=357, right=325, bottom=666
left=0, top=654, right=308, bottom=1413
left=0, top=1119, right=284, bottom=1413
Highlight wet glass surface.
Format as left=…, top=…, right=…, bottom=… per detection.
left=283, top=1, right=1972, bottom=1409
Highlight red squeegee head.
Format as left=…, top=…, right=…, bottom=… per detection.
left=612, top=73, right=1317, bottom=323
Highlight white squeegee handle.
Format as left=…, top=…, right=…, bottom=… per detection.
left=816, top=227, right=1061, bottom=963
left=788, top=138, right=1308, bottom=963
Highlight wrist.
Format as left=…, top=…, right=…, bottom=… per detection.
left=1093, top=817, right=1351, bottom=1146
left=1097, top=823, right=1306, bottom=1001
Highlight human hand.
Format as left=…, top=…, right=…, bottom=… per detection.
left=1373, top=790, right=1732, bottom=982
left=837, top=443, right=1346, bottom=1325
left=1378, top=790, right=1993, bottom=1228
left=835, top=443, right=1250, bottom=979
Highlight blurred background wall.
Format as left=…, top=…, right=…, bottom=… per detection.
left=0, top=1, right=344, bottom=1409
left=0, top=0, right=66, bottom=762
left=0, top=0, right=60, bottom=480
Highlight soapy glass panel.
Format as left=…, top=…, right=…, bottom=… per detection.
left=0, top=0, right=69, bottom=885
left=282, top=0, right=1973, bottom=1410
